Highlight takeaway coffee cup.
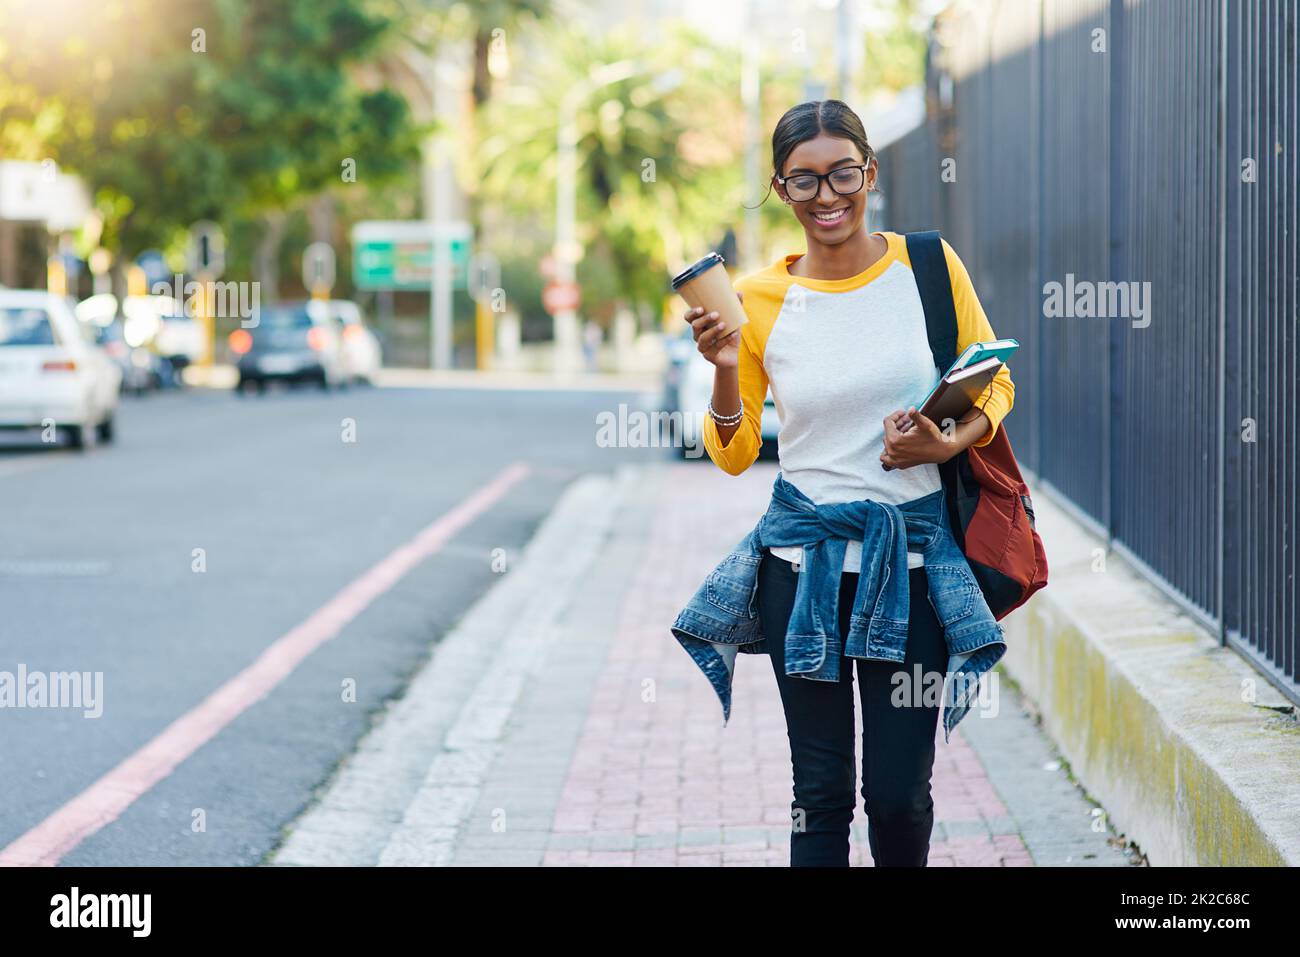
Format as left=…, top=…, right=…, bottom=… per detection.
left=671, top=252, right=747, bottom=337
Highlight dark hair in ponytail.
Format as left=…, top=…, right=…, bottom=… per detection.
left=748, top=99, right=877, bottom=208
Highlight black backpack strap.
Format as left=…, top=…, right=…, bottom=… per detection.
left=904, top=229, right=970, bottom=548
left=904, top=230, right=958, bottom=373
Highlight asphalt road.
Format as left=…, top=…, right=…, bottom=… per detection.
left=0, top=380, right=670, bottom=865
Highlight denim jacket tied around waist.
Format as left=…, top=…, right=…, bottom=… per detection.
left=670, top=473, right=1006, bottom=743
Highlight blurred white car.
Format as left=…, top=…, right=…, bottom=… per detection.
left=78, top=292, right=195, bottom=387
left=0, top=290, right=122, bottom=448
left=146, top=296, right=204, bottom=376
left=664, top=329, right=779, bottom=460
left=75, top=294, right=166, bottom=394
left=326, top=300, right=381, bottom=384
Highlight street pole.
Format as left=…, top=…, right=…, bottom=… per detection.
left=430, top=64, right=456, bottom=372
left=187, top=221, right=224, bottom=368
left=552, top=61, right=639, bottom=376
left=834, top=0, right=862, bottom=105
left=303, top=242, right=335, bottom=304
left=471, top=251, right=500, bottom=371
left=89, top=248, right=112, bottom=297
left=553, top=88, right=586, bottom=376
left=836, top=0, right=850, bottom=100
left=432, top=224, right=452, bottom=370
left=401, top=45, right=462, bottom=372
left=194, top=272, right=212, bottom=367
left=741, top=0, right=761, bottom=272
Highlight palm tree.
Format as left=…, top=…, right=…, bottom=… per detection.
left=462, top=0, right=552, bottom=108
left=476, top=22, right=794, bottom=322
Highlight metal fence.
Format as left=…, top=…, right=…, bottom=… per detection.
left=878, top=0, right=1298, bottom=702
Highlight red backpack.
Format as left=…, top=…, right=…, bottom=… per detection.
left=905, top=230, right=1048, bottom=620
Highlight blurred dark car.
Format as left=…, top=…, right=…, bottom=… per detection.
left=86, top=317, right=162, bottom=395
left=229, top=301, right=343, bottom=394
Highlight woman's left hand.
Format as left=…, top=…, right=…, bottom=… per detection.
left=880, top=407, right=960, bottom=470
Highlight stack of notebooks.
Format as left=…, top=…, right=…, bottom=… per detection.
left=909, top=338, right=1019, bottom=427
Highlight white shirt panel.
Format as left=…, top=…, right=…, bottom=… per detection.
left=763, top=260, right=943, bottom=572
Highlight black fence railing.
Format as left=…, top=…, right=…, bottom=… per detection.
left=878, top=0, right=1298, bottom=702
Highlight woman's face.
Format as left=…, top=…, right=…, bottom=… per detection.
left=774, top=133, right=876, bottom=245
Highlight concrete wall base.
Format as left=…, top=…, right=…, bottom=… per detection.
left=998, top=484, right=1300, bottom=866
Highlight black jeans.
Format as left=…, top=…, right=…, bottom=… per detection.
left=757, top=550, right=946, bottom=867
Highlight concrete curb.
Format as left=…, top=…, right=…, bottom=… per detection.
left=1000, top=483, right=1300, bottom=866
left=266, top=466, right=633, bottom=866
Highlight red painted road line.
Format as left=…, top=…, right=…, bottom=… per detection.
left=0, top=461, right=531, bottom=867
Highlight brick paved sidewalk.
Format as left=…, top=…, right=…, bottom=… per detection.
left=274, top=459, right=1135, bottom=867
left=449, top=461, right=1131, bottom=867
left=533, top=461, right=1022, bottom=866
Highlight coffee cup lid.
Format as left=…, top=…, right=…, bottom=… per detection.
left=670, top=252, right=725, bottom=291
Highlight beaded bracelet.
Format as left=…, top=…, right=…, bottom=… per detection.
left=707, top=399, right=744, bottom=426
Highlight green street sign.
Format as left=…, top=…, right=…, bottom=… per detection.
left=351, top=221, right=473, bottom=291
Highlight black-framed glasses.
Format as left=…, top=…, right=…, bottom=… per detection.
left=776, top=163, right=871, bottom=202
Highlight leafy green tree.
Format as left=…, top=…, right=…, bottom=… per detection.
left=430, top=0, right=552, bottom=109
left=0, top=0, right=422, bottom=278
left=0, top=0, right=227, bottom=254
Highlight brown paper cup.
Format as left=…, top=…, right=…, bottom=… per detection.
left=671, top=253, right=748, bottom=336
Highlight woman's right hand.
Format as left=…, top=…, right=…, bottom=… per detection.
left=686, top=292, right=743, bottom=369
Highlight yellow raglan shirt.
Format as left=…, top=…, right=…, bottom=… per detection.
left=703, top=232, right=1015, bottom=480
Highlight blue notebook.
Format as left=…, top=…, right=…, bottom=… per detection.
left=950, top=337, right=1019, bottom=374
left=919, top=338, right=1018, bottom=406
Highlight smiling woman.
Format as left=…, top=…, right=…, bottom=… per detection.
left=768, top=101, right=885, bottom=275
left=675, top=98, right=1016, bottom=869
